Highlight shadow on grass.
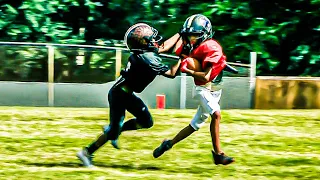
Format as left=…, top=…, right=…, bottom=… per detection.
left=23, top=161, right=162, bottom=171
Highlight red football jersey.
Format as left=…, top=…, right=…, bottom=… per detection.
left=176, top=39, right=227, bottom=85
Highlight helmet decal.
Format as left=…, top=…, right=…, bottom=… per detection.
left=124, top=23, right=162, bottom=53
left=186, top=14, right=197, bottom=28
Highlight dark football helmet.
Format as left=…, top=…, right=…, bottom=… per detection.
left=124, top=23, right=162, bottom=52
left=180, top=14, right=213, bottom=52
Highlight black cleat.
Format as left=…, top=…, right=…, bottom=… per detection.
left=153, top=140, right=172, bottom=158
left=212, top=151, right=235, bottom=165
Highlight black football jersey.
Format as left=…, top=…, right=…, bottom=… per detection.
left=114, top=52, right=169, bottom=93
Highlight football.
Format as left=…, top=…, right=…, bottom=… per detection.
left=184, top=57, right=202, bottom=71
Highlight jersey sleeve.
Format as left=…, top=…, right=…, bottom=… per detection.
left=202, top=41, right=223, bottom=68
left=149, top=61, right=169, bottom=75
left=145, top=53, right=170, bottom=75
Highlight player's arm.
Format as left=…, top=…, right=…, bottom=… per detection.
left=163, top=59, right=182, bottom=78
left=173, top=37, right=183, bottom=54
left=184, top=43, right=224, bottom=82
left=182, top=64, right=213, bottom=83
left=158, top=33, right=181, bottom=53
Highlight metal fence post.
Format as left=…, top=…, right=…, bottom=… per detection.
left=115, top=49, right=122, bottom=79
left=47, top=45, right=55, bottom=107
left=249, top=52, right=257, bottom=109
left=180, top=73, right=187, bottom=109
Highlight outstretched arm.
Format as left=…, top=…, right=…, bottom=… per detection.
left=158, top=33, right=181, bottom=53
left=163, top=59, right=182, bottom=78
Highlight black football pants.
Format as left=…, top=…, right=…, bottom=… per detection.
left=105, top=86, right=153, bottom=140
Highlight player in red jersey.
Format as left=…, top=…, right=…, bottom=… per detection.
left=153, top=14, right=235, bottom=165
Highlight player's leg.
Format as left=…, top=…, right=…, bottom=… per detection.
left=153, top=123, right=197, bottom=158
left=207, top=89, right=234, bottom=165
left=172, top=105, right=208, bottom=145
left=206, top=89, right=223, bottom=154
left=153, top=102, right=209, bottom=158
left=153, top=87, right=210, bottom=158
left=210, top=110, right=234, bottom=165
left=210, top=110, right=221, bottom=154
left=102, top=88, right=129, bottom=149
left=121, top=93, right=153, bottom=132
left=89, top=88, right=126, bottom=151
left=109, top=93, right=153, bottom=149
left=77, top=88, right=126, bottom=166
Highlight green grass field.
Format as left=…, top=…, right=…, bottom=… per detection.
left=0, top=107, right=319, bottom=180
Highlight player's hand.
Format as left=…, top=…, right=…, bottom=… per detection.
left=180, top=54, right=188, bottom=59
left=180, top=59, right=189, bottom=73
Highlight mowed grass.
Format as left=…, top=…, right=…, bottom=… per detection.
left=0, top=107, right=319, bottom=180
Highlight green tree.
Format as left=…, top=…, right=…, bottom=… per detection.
left=0, top=0, right=319, bottom=77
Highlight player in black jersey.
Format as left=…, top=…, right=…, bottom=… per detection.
left=77, top=23, right=181, bottom=167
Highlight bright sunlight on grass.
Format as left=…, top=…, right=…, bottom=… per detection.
left=0, top=107, right=319, bottom=180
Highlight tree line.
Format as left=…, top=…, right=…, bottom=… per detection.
left=0, top=0, right=319, bottom=78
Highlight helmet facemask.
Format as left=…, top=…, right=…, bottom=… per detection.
left=181, top=32, right=206, bottom=54
left=144, top=27, right=163, bottom=49
left=180, top=14, right=213, bottom=53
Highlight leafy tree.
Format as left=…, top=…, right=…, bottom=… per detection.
left=0, top=0, right=319, bottom=78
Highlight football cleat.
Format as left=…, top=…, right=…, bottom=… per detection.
left=153, top=139, right=172, bottom=158
left=212, top=151, right=235, bottom=165
left=77, top=148, right=94, bottom=168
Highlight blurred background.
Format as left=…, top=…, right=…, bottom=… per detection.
left=0, top=0, right=319, bottom=109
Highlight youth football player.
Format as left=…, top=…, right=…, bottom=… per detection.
left=77, top=23, right=181, bottom=167
left=153, top=14, right=235, bottom=165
